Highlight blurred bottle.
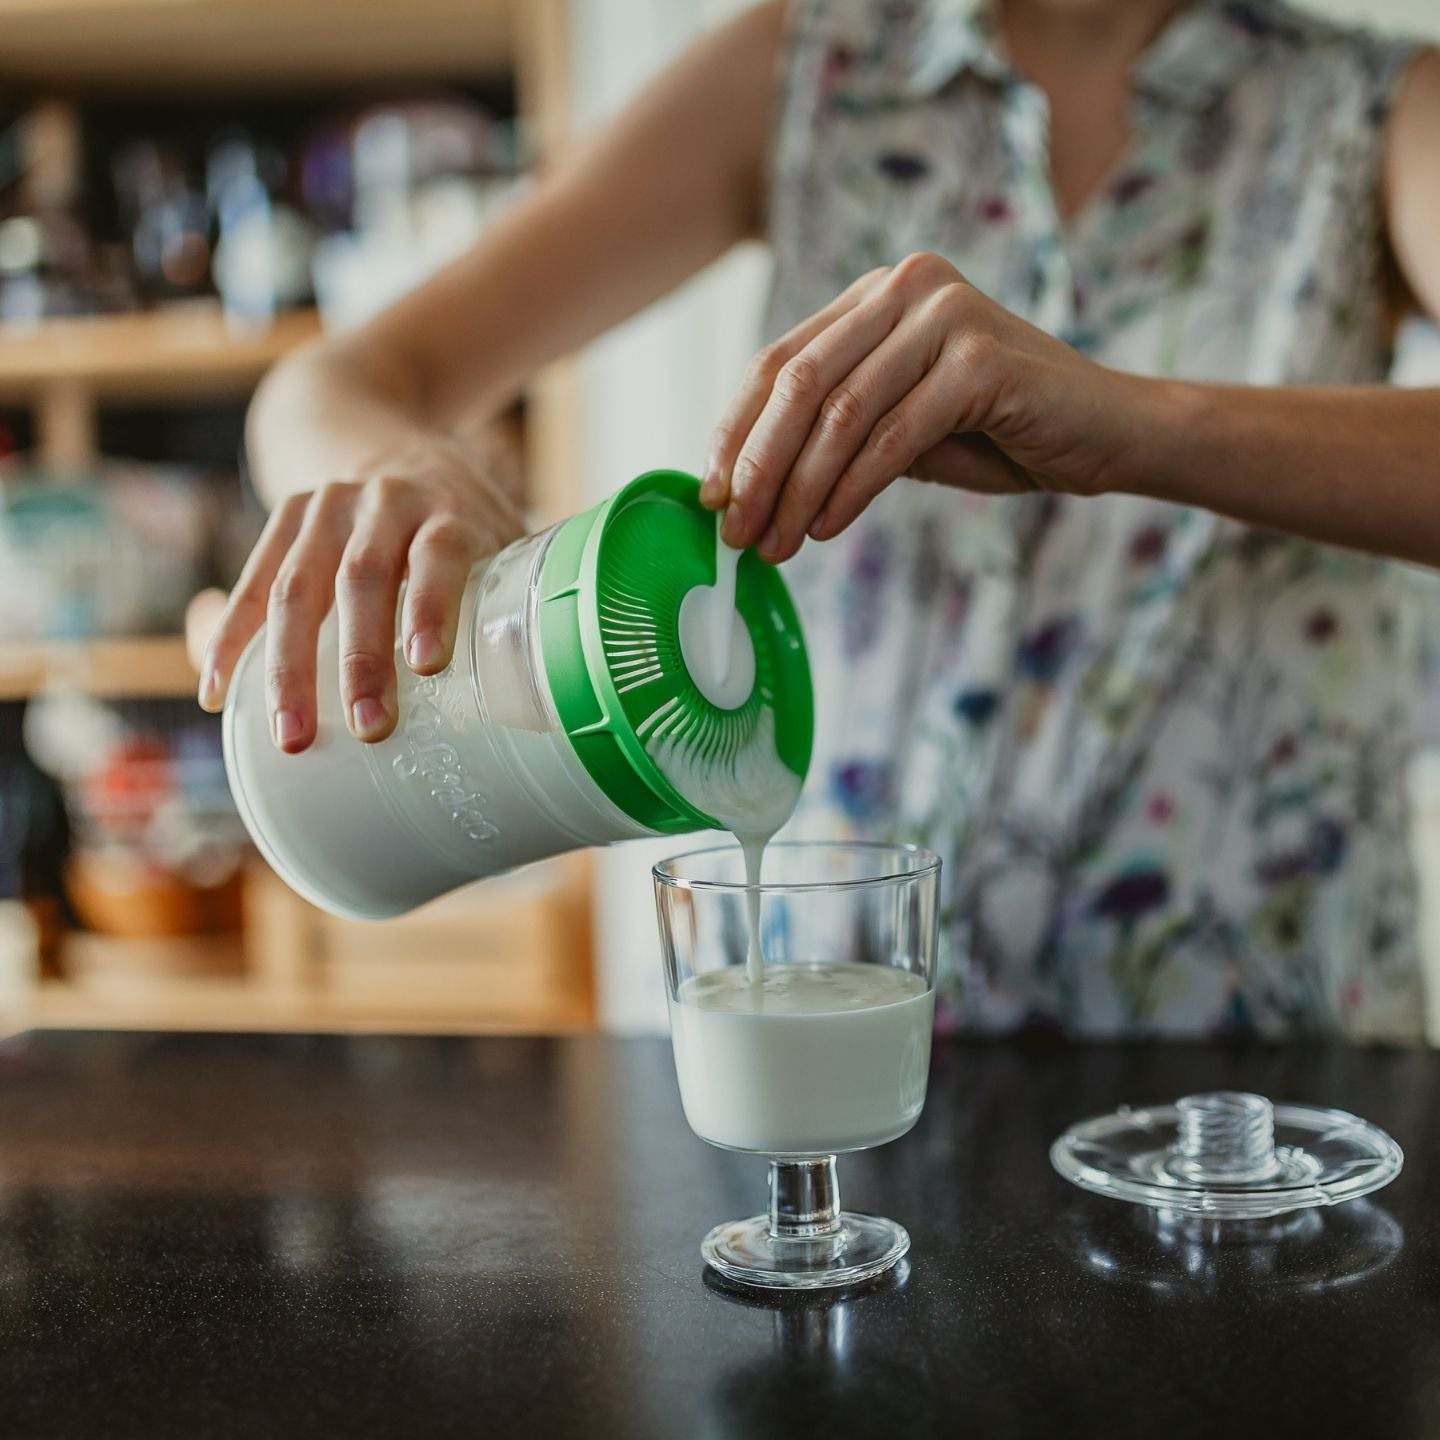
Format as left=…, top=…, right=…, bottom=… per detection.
left=111, top=138, right=212, bottom=304
left=0, top=707, right=69, bottom=978
left=297, top=119, right=354, bottom=237
left=0, top=101, right=108, bottom=321
left=310, top=97, right=521, bottom=332
left=207, top=133, right=312, bottom=330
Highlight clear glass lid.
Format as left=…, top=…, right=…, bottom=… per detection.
left=1050, top=1090, right=1403, bottom=1220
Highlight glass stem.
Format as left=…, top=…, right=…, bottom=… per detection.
left=768, top=1157, right=841, bottom=1240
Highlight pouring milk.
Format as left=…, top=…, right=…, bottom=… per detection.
left=655, top=528, right=800, bottom=984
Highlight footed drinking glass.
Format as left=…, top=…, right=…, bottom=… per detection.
left=653, top=842, right=940, bottom=1290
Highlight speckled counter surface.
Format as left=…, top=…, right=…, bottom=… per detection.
left=0, top=1030, right=1437, bottom=1439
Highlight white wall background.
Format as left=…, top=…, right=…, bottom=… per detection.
left=568, top=0, right=1440, bottom=1031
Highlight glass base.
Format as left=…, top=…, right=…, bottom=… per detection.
left=701, top=1212, right=909, bottom=1291
left=1050, top=1091, right=1403, bottom=1220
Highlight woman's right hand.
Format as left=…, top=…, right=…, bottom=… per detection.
left=197, top=433, right=525, bottom=754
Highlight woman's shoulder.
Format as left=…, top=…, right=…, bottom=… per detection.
left=1236, top=1, right=1424, bottom=103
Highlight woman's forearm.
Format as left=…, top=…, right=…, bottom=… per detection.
left=246, top=0, right=786, bottom=515
left=1124, top=379, right=1440, bottom=566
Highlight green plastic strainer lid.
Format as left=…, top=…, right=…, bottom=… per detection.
left=538, top=469, right=813, bottom=833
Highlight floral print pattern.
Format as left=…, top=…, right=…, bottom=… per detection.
left=766, top=0, right=1427, bottom=1039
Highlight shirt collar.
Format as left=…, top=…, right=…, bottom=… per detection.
left=907, top=0, right=1009, bottom=96
left=906, top=0, right=1277, bottom=111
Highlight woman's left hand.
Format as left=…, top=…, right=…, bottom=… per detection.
left=702, top=251, right=1149, bottom=562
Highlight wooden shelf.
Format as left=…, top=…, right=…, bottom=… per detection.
left=7, top=856, right=598, bottom=1037
left=0, top=308, right=321, bottom=403
left=18, top=923, right=592, bottom=1035
left=0, top=635, right=196, bottom=701
left=26, top=977, right=591, bottom=1035
left=0, top=0, right=516, bottom=91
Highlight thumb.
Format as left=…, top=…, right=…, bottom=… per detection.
left=911, top=433, right=1038, bottom=495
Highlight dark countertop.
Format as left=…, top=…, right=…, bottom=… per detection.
left=0, top=1030, right=1437, bottom=1439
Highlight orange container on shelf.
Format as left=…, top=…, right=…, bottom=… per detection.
left=65, top=848, right=243, bottom=938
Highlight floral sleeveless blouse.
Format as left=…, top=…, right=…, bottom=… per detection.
left=766, top=0, right=1428, bottom=1040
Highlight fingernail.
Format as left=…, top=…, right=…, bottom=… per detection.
left=721, top=502, right=746, bottom=547
left=759, top=525, right=782, bottom=560
left=198, top=666, right=220, bottom=711
left=350, top=697, right=389, bottom=740
left=273, top=709, right=304, bottom=750
left=700, top=465, right=724, bottom=507
left=809, top=507, right=831, bottom=539
left=406, top=632, right=444, bottom=671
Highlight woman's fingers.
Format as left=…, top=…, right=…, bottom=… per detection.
left=725, top=291, right=906, bottom=554
left=403, top=515, right=486, bottom=679
left=714, top=261, right=981, bottom=556
left=755, top=310, right=947, bottom=561
left=198, top=493, right=309, bottom=712
left=808, top=354, right=981, bottom=541
left=336, top=479, right=426, bottom=742
left=264, top=482, right=360, bottom=752
left=703, top=266, right=889, bottom=516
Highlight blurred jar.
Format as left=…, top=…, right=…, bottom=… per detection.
left=0, top=461, right=214, bottom=640
left=25, top=693, right=248, bottom=941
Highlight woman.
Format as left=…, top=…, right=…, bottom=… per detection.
left=200, top=0, right=1440, bottom=1040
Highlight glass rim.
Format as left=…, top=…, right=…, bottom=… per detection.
left=651, top=840, right=941, bottom=895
